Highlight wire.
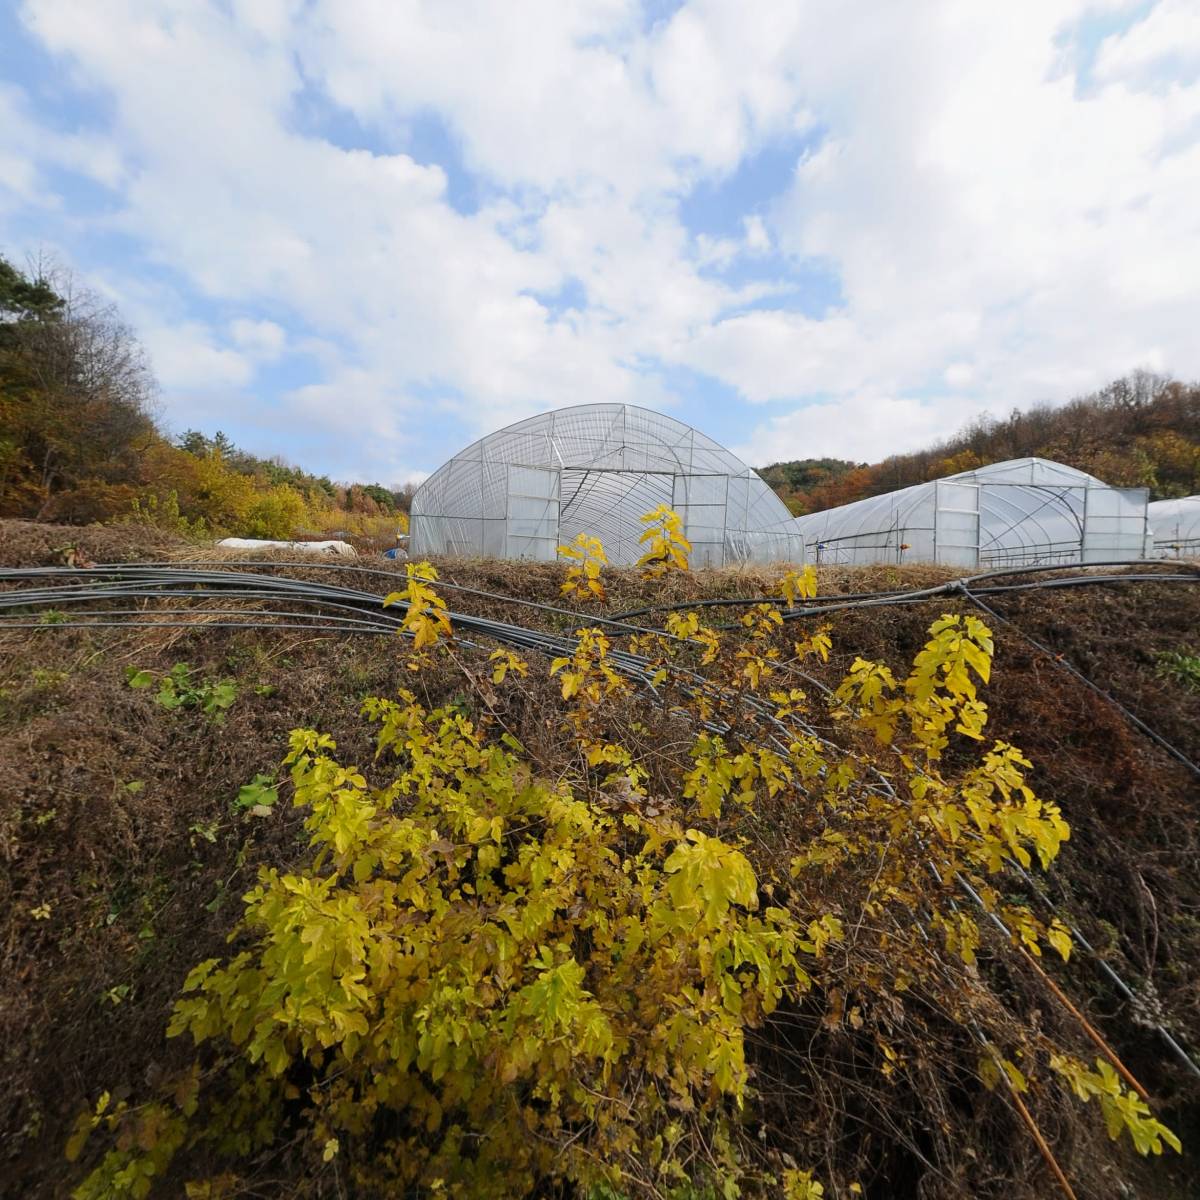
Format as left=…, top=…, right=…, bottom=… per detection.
left=605, top=559, right=1197, bottom=622
left=960, top=584, right=1200, bottom=780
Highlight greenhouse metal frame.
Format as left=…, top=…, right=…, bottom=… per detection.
left=1148, top=496, right=1200, bottom=557
left=792, top=457, right=1149, bottom=568
left=410, top=403, right=804, bottom=566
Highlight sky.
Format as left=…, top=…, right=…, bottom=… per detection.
left=2, top=0, right=1199, bottom=486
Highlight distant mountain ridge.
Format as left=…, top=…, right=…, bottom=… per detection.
left=757, top=372, right=1200, bottom=516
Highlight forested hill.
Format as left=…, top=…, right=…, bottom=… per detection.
left=759, top=372, right=1200, bottom=515
left=0, top=254, right=412, bottom=543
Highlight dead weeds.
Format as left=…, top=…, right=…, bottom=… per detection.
left=2, top=521, right=1199, bottom=1197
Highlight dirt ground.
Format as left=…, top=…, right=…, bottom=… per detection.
left=2, top=519, right=1199, bottom=1198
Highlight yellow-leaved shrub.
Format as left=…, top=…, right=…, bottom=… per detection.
left=71, top=693, right=810, bottom=1198
left=68, top=568, right=1182, bottom=1198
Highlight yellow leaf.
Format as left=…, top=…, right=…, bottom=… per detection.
left=1047, top=918, right=1073, bottom=962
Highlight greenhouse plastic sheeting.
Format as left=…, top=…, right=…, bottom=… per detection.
left=410, top=403, right=804, bottom=566
left=1148, top=496, right=1200, bottom=557
left=793, top=458, right=1149, bottom=568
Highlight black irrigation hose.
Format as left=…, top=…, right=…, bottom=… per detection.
left=0, top=587, right=414, bottom=634
left=0, top=619, right=397, bottom=635
left=708, top=573, right=1200, bottom=631
left=610, top=581, right=952, bottom=622
left=0, top=565, right=683, bottom=706
left=98, top=558, right=669, bottom=639
left=607, top=559, right=1198, bottom=622
left=766, top=570, right=1200, bottom=624
left=958, top=558, right=1200, bottom=584
left=0, top=564, right=833, bottom=754
left=0, top=584, right=409, bottom=615
left=0, top=560, right=1189, bottom=799
left=6, top=565, right=1198, bottom=775
left=0, top=567, right=701, bottom=717
left=968, top=574, right=1200, bottom=594
left=0, top=607, right=402, bottom=633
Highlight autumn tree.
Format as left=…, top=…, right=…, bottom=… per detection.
left=0, top=255, right=157, bottom=519
left=763, top=372, right=1200, bottom=515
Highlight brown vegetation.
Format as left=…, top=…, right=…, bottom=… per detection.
left=1, top=520, right=1198, bottom=1197
left=761, top=371, right=1200, bottom=515
left=0, top=256, right=411, bottom=545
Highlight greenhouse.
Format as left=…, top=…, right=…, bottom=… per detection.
left=409, top=403, right=804, bottom=566
left=792, top=457, right=1149, bottom=568
left=1148, top=496, right=1200, bottom=557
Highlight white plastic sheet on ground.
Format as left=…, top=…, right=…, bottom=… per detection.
left=216, top=538, right=357, bottom=557
left=410, top=403, right=804, bottom=567
left=793, top=458, right=1149, bottom=568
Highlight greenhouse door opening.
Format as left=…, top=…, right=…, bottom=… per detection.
left=974, top=483, right=1086, bottom=568
left=975, top=483, right=1146, bottom=567
left=558, top=468, right=674, bottom=564
left=673, top=474, right=731, bottom=568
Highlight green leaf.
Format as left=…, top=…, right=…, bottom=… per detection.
left=234, top=774, right=279, bottom=811
left=205, top=682, right=239, bottom=713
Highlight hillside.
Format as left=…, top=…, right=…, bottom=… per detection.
left=2, top=519, right=1199, bottom=1199
left=760, top=372, right=1200, bottom=516
left=0, top=256, right=411, bottom=547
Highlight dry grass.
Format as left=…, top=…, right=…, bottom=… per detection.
left=2, top=520, right=1199, bottom=1198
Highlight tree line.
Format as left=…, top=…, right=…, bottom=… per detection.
left=760, top=370, right=1200, bottom=515
left=0, top=254, right=414, bottom=540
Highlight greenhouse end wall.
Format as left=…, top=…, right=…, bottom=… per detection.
left=1148, top=496, right=1200, bottom=557
left=410, top=403, right=804, bottom=567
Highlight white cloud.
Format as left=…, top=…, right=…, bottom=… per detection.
left=732, top=390, right=990, bottom=466
left=17, top=0, right=673, bottom=439
left=1094, top=0, right=1200, bottom=82
left=297, top=0, right=810, bottom=199
left=724, top=0, right=1200, bottom=455
left=742, top=215, right=771, bottom=254
left=0, top=81, right=125, bottom=208
left=5, top=0, right=1200, bottom=480
left=230, top=317, right=286, bottom=360
left=141, top=321, right=253, bottom=390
